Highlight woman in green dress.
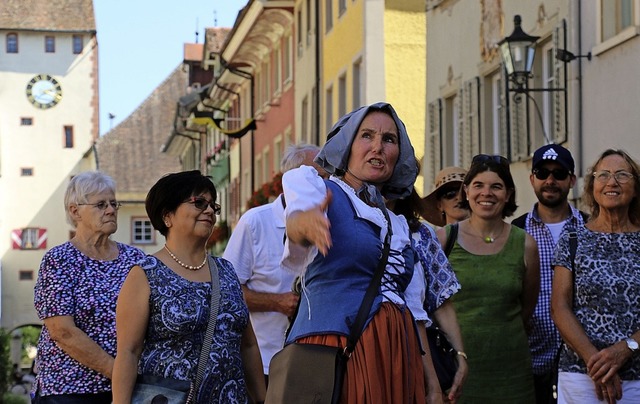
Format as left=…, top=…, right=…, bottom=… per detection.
left=435, top=155, right=540, bottom=403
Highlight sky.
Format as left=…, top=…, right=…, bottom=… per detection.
left=93, top=0, right=247, bottom=135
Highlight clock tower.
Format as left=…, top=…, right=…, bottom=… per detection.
left=0, top=0, right=99, bottom=333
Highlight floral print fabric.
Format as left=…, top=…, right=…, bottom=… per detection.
left=33, top=242, right=145, bottom=395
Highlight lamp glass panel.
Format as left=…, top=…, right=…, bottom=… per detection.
left=500, top=43, right=514, bottom=75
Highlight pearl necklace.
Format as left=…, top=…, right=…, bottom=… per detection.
left=164, top=245, right=207, bottom=271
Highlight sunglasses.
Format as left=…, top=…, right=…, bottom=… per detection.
left=471, top=154, right=509, bottom=166
left=438, top=188, right=460, bottom=200
left=533, top=167, right=570, bottom=181
left=185, top=197, right=221, bottom=215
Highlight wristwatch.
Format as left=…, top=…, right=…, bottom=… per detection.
left=625, top=338, right=639, bottom=353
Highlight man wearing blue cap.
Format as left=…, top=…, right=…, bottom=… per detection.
left=512, top=144, right=588, bottom=403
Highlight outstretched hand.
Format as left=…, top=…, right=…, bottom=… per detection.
left=286, top=190, right=333, bottom=256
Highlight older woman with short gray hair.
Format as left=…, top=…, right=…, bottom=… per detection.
left=33, top=171, right=145, bottom=404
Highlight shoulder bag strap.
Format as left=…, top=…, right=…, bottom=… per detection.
left=193, top=255, right=221, bottom=394
left=443, top=223, right=459, bottom=258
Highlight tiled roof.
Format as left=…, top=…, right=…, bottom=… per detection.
left=0, top=0, right=95, bottom=32
left=95, top=66, right=185, bottom=196
left=204, top=27, right=231, bottom=54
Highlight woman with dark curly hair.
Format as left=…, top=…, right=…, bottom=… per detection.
left=552, top=149, right=640, bottom=404
left=435, top=154, right=540, bottom=403
left=112, top=170, right=265, bottom=403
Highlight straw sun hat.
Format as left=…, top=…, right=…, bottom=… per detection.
left=422, top=167, right=467, bottom=227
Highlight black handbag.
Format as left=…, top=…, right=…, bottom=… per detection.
left=131, top=256, right=221, bottom=404
left=426, top=326, right=458, bottom=392
left=265, top=225, right=392, bottom=404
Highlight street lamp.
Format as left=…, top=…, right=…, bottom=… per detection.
left=498, top=15, right=540, bottom=91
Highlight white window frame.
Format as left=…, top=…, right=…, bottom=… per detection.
left=594, top=0, right=640, bottom=55
left=132, top=217, right=155, bottom=245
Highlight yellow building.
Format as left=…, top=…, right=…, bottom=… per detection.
left=321, top=0, right=426, bottom=191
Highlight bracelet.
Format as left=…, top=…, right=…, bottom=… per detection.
left=456, top=351, right=468, bottom=360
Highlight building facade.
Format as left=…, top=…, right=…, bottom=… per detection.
left=0, top=0, right=98, bottom=330
left=425, top=0, right=640, bottom=214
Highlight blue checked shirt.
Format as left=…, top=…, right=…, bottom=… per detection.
left=522, top=204, right=586, bottom=375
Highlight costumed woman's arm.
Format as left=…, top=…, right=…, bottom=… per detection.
left=112, top=266, right=150, bottom=404
left=551, top=265, right=622, bottom=403
left=432, top=301, right=467, bottom=403
left=241, top=321, right=267, bottom=403
left=281, top=166, right=333, bottom=266
left=522, top=233, right=540, bottom=326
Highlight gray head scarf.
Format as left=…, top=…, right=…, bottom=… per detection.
left=314, top=102, right=417, bottom=200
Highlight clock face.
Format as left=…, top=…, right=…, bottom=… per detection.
left=26, top=74, right=63, bottom=109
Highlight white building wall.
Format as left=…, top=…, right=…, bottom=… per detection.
left=0, top=30, right=98, bottom=329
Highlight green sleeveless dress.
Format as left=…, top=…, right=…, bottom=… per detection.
left=446, top=224, right=535, bottom=403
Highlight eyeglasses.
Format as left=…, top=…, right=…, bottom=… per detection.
left=593, top=170, right=635, bottom=184
left=185, top=196, right=221, bottom=214
left=438, top=189, right=460, bottom=200
left=533, top=167, right=570, bottom=181
left=77, top=201, right=122, bottom=210
left=471, top=154, right=509, bottom=166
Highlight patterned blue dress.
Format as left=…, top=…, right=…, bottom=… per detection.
left=137, top=255, right=250, bottom=403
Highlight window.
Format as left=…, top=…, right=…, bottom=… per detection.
left=326, top=0, right=333, bottom=32
left=601, top=0, right=635, bottom=41
left=284, top=35, right=292, bottom=83
left=20, top=228, right=39, bottom=249
left=263, top=148, right=270, bottom=183
left=64, top=126, right=74, bottom=148
left=339, top=0, right=347, bottom=16
left=541, top=42, right=555, bottom=145
left=306, top=0, right=313, bottom=46
left=21, top=117, right=33, bottom=126
left=45, top=36, right=55, bottom=53
left=352, top=59, right=362, bottom=109
left=338, top=74, right=347, bottom=117
left=72, top=35, right=83, bottom=54
left=325, top=86, right=333, bottom=135
left=132, top=218, right=155, bottom=244
left=490, top=73, right=505, bottom=155
left=301, top=96, right=309, bottom=143
left=311, top=86, right=318, bottom=143
left=274, top=46, right=282, bottom=94
left=19, top=270, right=34, bottom=281
left=21, top=168, right=33, bottom=176
left=297, top=9, right=303, bottom=56
left=274, top=137, right=283, bottom=171
left=6, top=33, right=18, bottom=53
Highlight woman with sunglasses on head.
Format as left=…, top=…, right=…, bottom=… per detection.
left=435, top=155, right=540, bottom=403
left=551, top=149, right=640, bottom=404
left=33, top=171, right=146, bottom=404
left=112, top=171, right=266, bottom=403
left=422, top=167, right=470, bottom=228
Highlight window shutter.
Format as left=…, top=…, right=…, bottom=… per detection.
left=552, top=19, right=568, bottom=144
left=455, top=88, right=464, bottom=165
left=427, top=99, right=442, bottom=190
left=502, top=67, right=528, bottom=161
left=461, top=77, right=481, bottom=167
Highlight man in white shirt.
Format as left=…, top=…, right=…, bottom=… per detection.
left=223, top=143, right=326, bottom=382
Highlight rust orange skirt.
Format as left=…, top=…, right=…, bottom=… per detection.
left=297, top=302, right=426, bottom=404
